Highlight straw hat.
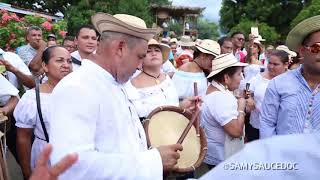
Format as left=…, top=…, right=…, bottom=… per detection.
left=207, top=53, right=248, bottom=78
left=276, top=45, right=297, bottom=57
left=169, top=38, right=178, bottom=44
left=195, top=39, right=220, bottom=56
left=177, top=35, right=195, bottom=47
left=256, top=35, right=265, bottom=42
left=148, top=39, right=170, bottom=63
left=91, top=13, right=157, bottom=41
left=286, top=15, right=320, bottom=52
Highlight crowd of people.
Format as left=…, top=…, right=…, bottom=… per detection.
left=0, top=11, right=319, bottom=180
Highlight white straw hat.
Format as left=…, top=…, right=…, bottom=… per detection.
left=207, top=53, right=248, bottom=78
left=195, top=39, right=220, bottom=56
left=177, top=35, right=195, bottom=47
left=276, top=45, right=297, bottom=57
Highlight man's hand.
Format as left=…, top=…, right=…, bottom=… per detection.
left=179, top=96, right=202, bottom=113
left=0, top=59, right=16, bottom=73
left=157, top=144, right=183, bottom=171
left=29, top=144, right=78, bottom=180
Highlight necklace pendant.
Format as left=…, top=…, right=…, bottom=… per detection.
left=155, top=79, right=160, bottom=84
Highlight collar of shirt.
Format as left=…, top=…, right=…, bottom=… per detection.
left=71, top=50, right=82, bottom=61
left=81, top=60, right=119, bottom=86
left=293, top=65, right=317, bottom=93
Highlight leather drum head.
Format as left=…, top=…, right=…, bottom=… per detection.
left=148, top=110, right=201, bottom=169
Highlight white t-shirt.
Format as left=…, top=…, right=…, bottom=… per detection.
left=201, top=90, right=238, bottom=165
left=0, top=48, right=32, bottom=89
left=125, top=75, right=179, bottom=118
left=248, top=73, right=270, bottom=129
left=0, top=75, right=19, bottom=106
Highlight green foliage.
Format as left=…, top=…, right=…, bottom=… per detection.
left=290, top=0, right=320, bottom=28
left=0, top=10, right=67, bottom=51
left=65, top=0, right=155, bottom=36
left=220, top=0, right=303, bottom=39
left=197, top=18, right=219, bottom=40
left=167, top=20, right=183, bottom=36
left=229, top=19, right=279, bottom=44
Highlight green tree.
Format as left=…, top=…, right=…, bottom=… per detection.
left=290, top=0, right=320, bottom=28
left=197, top=18, right=219, bottom=40
left=65, top=0, right=155, bottom=36
left=229, top=19, right=279, bottom=44
left=220, top=0, right=304, bottom=38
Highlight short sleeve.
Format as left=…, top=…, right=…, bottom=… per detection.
left=0, top=75, right=19, bottom=97
left=205, top=92, right=238, bottom=126
left=14, top=90, right=37, bottom=129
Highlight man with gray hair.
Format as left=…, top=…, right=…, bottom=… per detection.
left=49, top=13, right=182, bottom=179
left=17, top=26, right=47, bottom=74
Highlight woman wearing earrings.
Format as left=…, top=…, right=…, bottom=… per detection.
left=126, top=39, right=199, bottom=120
left=14, top=46, right=72, bottom=179
left=245, top=50, right=289, bottom=141
left=201, top=53, right=247, bottom=169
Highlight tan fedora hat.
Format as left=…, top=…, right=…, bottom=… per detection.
left=207, top=53, right=248, bottom=78
left=148, top=39, right=170, bottom=63
left=177, top=35, right=195, bottom=47
left=276, top=45, right=297, bottom=57
left=286, top=15, right=320, bottom=52
left=195, top=39, right=220, bottom=56
left=169, top=38, right=178, bottom=44
left=91, top=13, right=157, bottom=41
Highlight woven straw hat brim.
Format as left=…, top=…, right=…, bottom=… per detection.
left=286, top=15, right=320, bottom=52
left=91, top=13, right=157, bottom=41
left=195, top=44, right=220, bottom=56
left=207, top=54, right=248, bottom=78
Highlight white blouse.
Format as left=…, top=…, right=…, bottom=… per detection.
left=0, top=74, right=19, bottom=106
left=125, top=75, right=179, bottom=118
left=200, top=82, right=238, bottom=165
left=13, top=89, right=50, bottom=169
left=248, top=73, right=270, bottom=129
left=171, top=70, right=208, bottom=99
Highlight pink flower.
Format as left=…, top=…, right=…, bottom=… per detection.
left=59, top=30, right=67, bottom=38
left=0, top=9, right=8, bottom=14
left=2, top=13, right=11, bottom=23
left=10, top=13, right=20, bottom=22
left=41, top=21, right=52, bottom=31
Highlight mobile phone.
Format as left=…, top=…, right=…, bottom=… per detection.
left=251, top=27, right=259, bottom=38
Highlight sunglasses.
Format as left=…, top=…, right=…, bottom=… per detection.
left=305, top=43, right=320, bottom=53
left=237, top=38, right=245, bottom=41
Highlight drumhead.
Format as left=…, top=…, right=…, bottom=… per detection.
left=144, top=106, right=206, bottom=172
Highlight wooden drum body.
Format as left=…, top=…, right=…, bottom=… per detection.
left=144, top=106, right=207, bottom=173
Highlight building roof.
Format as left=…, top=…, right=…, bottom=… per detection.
left=150, top=4, right=205, bottom=17
left=0, top=2, right=63, bottom=21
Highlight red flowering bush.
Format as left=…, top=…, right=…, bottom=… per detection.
left=0, top=9, right=67, bottom=51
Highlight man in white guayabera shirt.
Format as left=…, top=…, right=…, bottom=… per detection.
left=49, top=13, right=182, bottom=180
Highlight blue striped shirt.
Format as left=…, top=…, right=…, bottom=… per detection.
left=260, top=65, right=320, bottom=138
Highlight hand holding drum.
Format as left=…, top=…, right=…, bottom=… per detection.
left=157, top=144, right=183, bottom=171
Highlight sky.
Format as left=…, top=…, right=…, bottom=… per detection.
left=172, top=0, right=222, bottom=23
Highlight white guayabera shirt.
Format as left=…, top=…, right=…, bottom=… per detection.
left=49, top=60, right=162, bottom=180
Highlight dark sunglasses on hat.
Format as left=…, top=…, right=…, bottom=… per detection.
left=304, top=43, right=320, bottom=53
